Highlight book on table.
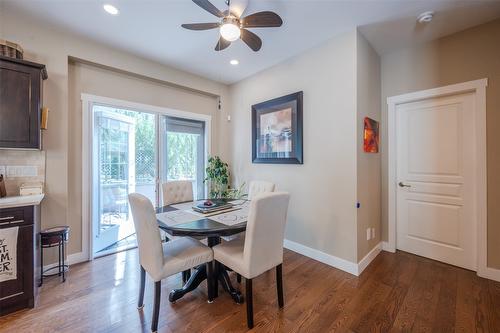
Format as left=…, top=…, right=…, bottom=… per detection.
left=192, top=199, right=233, bottom=214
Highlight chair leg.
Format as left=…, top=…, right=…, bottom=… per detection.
left=206, top=262, right=214, bottom=303
left=152, top=281, right=161, bottom=333
left=246, top=278, right=254, bottom=329
left=62, top=239, right=66, bottom=282
left=58, top=240, right=62, bottom=277
left=276, top=264, right=284, bottom=308
left=213, top=261, right=219, bottom=298
left=138, top=266, right=146, bottom=309
left=39, top=244, right=43, bottom=287
left=236, top=273, right=241, bottom=283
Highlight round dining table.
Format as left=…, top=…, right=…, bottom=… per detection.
left=156, top=202, right=247, bottom=304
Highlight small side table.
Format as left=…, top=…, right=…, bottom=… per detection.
left=39, top=226, right=70, bottom=286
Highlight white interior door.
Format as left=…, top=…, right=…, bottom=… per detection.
left=396, top=92, right=476, bottom=270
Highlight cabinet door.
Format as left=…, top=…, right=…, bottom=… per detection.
left=0, top=224, right=34, bottom=314
left=0, top=61, right=41, bottom=149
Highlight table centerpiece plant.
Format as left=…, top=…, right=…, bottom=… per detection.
left=204, top=156, right=247, bottom=200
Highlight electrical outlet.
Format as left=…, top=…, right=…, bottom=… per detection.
left=371, top=228, right=376, bottom=239
left=366, top=228, right=371, bottom=240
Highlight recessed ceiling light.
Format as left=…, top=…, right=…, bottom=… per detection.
left=230, top=59, right=239, bottom=65
left=103, top=4, right=119, bottom=15
left=417, top=11, right=434, bottom=23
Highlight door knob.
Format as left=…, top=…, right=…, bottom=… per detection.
left=398, top=182, right=411, bottom=188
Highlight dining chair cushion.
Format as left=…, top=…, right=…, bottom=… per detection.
left=247, top=180, right=276, bottom=200
left=129, top=193, right=212, bottom=282
left=162, top=180, right=194, bottom=206
left=214, top=192, right=290, bottom=279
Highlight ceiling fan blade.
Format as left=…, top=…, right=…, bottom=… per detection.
left=228, top=0, right=248, bottom=18
left=192, top=0, right=224, bottom=18
left=181, top=23, right=220, bottom=31
left=215, top=37, right=231, bottom=51
left=241, top=11, right=283, bottom=28
left=240, top=29, right=262, bottom=52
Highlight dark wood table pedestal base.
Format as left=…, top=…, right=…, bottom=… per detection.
left=168, top=236, right=244, bottom=304
left=214, top=263, right=244, bottom=303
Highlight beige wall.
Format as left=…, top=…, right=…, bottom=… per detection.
left=1, top=5, right=230, bottom=261
left=381, top=19, right=500, bottom=268
left=228, top=31, right=359, bottom=263
left=356, top=32, right=381, bottom=261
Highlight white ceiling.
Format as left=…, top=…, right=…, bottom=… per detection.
left=4, top=0, right=500, bottom=84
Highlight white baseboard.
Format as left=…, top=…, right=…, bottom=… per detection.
left=284, top=239, right=358, bottom=276
left=478, top=266, right=500, bottom=282
left=382, top=241, right=395, bottom=253
left=42, top=251, right=88, bottom=272
left=357, top=243, right=382, bottom=275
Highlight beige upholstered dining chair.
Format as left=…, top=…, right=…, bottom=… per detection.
left=162, top=180, right=194, bottom=206
left=162, top=179, right=203, bottom=283
left=226, top=180, right=276, bottom=277
left=128, top=193, right=214, bottom=333
left=213, top=192, right=290, bottom=329
left=247, top=180, right=276, bottom=199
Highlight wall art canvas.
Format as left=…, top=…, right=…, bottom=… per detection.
left=363, top=117, right=379, bottom=153
left=252, top=92, right=303, bottom=164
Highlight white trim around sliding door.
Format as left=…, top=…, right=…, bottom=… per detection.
left=386, top=78, right=489, bottom=279
left=81, top=93, right=213, bottom=262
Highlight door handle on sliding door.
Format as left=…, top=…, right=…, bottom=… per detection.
left=398, top=182, right=411, bottom=188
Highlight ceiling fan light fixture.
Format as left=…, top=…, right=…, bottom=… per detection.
left=103, top=4, right=119, bottom=15
left=220, top=17, right=241, bottom=42
left=417, top=11, right=434, bottom=24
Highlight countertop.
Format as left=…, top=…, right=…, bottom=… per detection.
left=0, top=194, right=45, bottom=209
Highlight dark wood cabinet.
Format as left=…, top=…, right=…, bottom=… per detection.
left=0, top=205, right=39, bottom=316
left=0, top=55, right=47, bottom=149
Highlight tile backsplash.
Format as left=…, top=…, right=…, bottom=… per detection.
left=0, top=150, right=46, bottom=196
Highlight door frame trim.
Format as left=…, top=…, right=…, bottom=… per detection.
left=81, top=93, right=213, bottom=260
left=386, top=78, right=487, bottom=275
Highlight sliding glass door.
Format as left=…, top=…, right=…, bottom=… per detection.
left=91, top=104, right=207, bottom=257
left=161, top=116, right=205, bottom=200
left=92, top=106, right=157, bottom=255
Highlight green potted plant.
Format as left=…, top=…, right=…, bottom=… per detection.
left=204, top=156, right=230, bottom=199
left=204, top=156, right=247, bottom=199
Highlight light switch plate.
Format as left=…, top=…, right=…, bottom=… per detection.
left=22, top=166, right=38, bottom=177
left=371, top=228, right=376, bottom=239
left=6, top=166, right=18, bottom=177
left=366, top=228, right=371, bottom=240
left=5, top=166, right=38, bottom=178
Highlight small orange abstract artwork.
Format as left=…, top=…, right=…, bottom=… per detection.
left=363, top=117, right=379, bottom=153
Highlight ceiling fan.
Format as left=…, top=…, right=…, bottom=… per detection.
left=181, top=0, right=283, bottom=52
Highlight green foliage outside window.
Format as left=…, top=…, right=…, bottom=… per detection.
left=166, top=132, right=197, bottom=180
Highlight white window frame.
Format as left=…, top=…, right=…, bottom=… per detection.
left=81, top=93, right=212, bottom=261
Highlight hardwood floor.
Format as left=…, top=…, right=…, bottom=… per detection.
left=0, top=249, right=499, bottom=332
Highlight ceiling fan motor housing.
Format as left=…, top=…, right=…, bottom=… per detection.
left=222, top=16, right=240, bottom=27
